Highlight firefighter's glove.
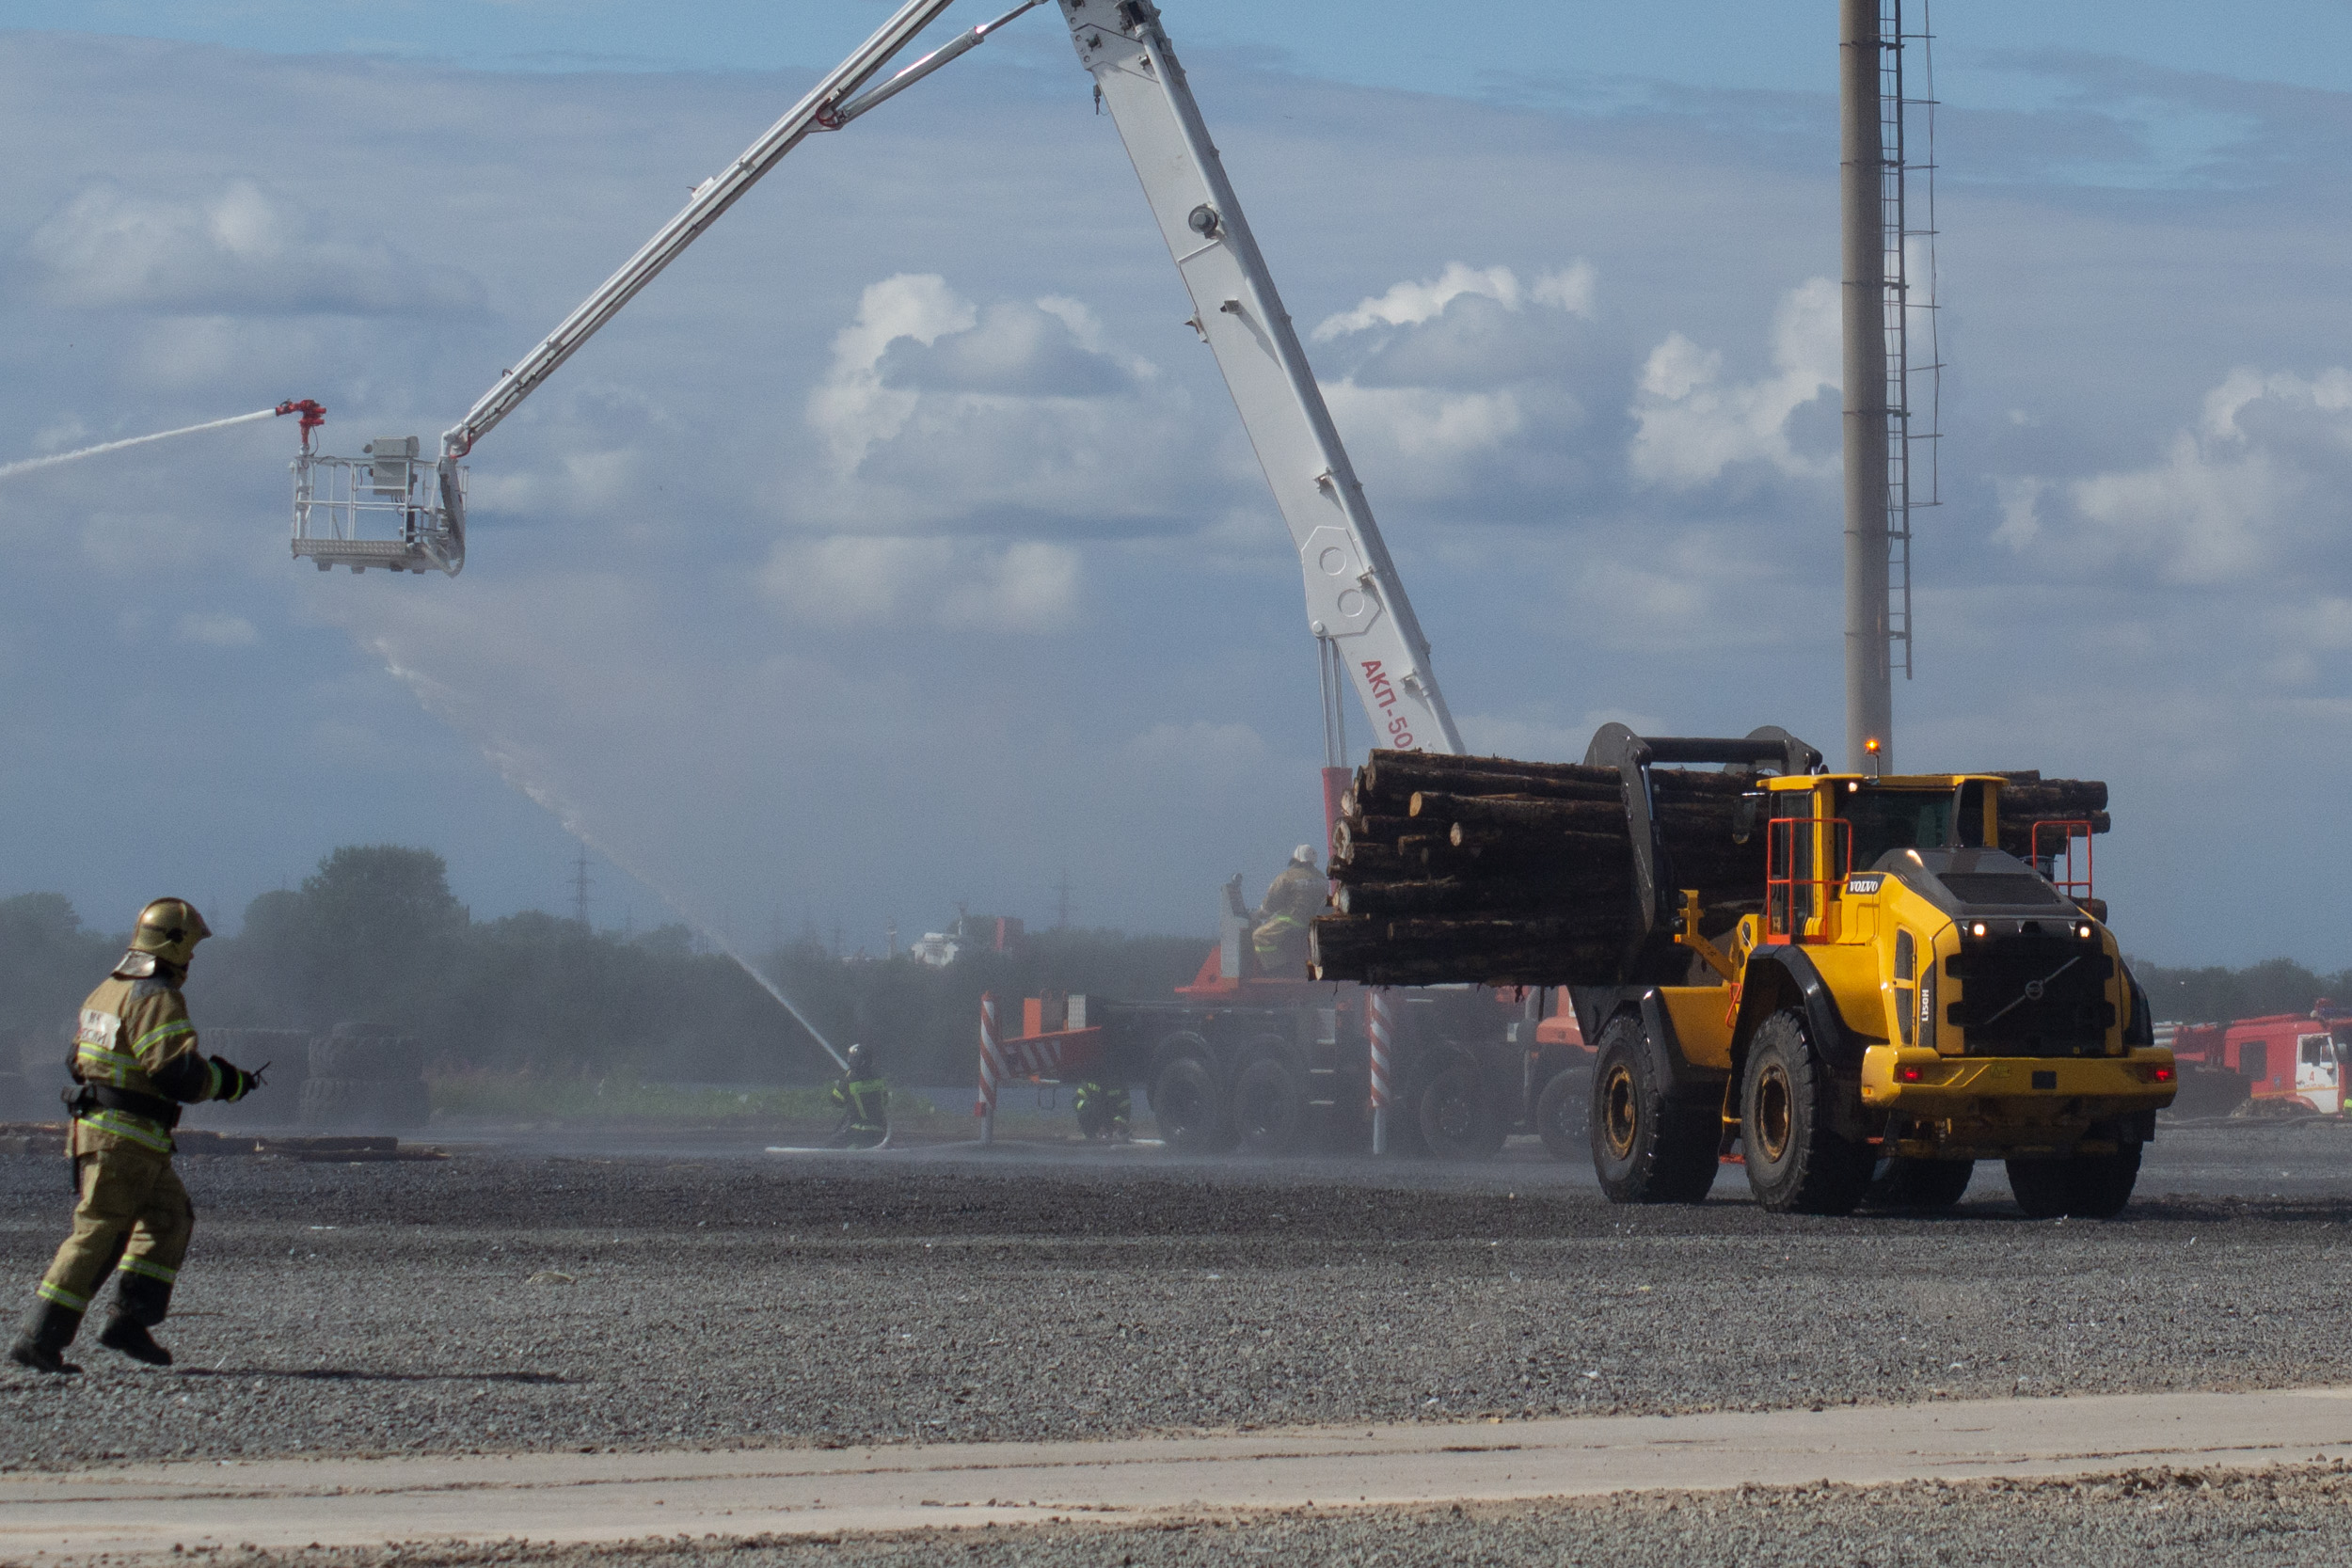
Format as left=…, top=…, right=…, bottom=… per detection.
left=213, top=1057, right=265, bottom=1102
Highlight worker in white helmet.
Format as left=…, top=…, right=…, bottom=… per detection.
left=1250, top=845, right=1326, bottom=977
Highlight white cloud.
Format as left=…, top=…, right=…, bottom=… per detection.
left=1301, top=261, right=1599, bottom=508
left=1994, top=476, right=2043, bottom=551
left=798, top=274, right=1200, bottom=535
left=79, top=512, right=225, bottom=574
left=759, top=535, right=1080, bottom=632
left=1628, top=277, right=1840, bottom=489
left=176, top=611, right=259, bottom=646
left=1321, top=384, right=1523, bottom=463
left=1313, top=260, right=1596, bottom=340
left=26, top=179, right=485, bottom=315
left=806, top=274, right=977, bottom=475
left=2058, top=367, right=2352, bottom=585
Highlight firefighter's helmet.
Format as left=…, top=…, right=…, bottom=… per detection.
left=129, top=898, right=212, bottom=966
left=846, top=1042, right=872, bottom=1076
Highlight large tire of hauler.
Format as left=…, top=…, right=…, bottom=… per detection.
left=1152, top=1050, right=1230, bottom=1154
left=1534, top=1065, right=1590, bottom=1162
left=2006, top=1145, right=2141, bottom=1219
left=1871, top=1156, right=1974, bottom=1211
left=1417, top=1057, right=1506, bottom=1161
left=1589, top=1015, right=1717, bottom=1203
left=1230, top=1051, right=1306, bottom=1155
left=1739, top=1010, right=1871, bottom=1215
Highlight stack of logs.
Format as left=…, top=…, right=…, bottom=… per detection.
left=1307, top=752, right=2111, bottom=989
left=1988, top=771, right=2109, bottom=859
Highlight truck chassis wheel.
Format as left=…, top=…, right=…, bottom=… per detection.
left=2006, top=1146, right=2141, bottom=1219
left=1535, top=1066, right=1590, bottom=1162
left=1231, top=1054, right=1305, bottom=1155
left=1589, top=1017, right=1716, bottom=1203
left=1152, top=1055, right=1231, bottom=1154
left=1740, top=1010, right=1870, bottom=1215
left=1418, top=1058, right=1505, bottom=1162
left=1871, top=1156, right=1974, bottom=1211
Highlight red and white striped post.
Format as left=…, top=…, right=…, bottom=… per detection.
left=976, top=992, right=1001, bottom=1146
left=1368, top=987, right=1394, bottom=1155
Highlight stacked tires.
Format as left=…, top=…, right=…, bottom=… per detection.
left=300, top=1022, right=432, bottom=1132
left=182, top=1028, right=311, bottom=1131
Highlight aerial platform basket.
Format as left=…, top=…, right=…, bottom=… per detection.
left=291, top=435, right=466, bottom=576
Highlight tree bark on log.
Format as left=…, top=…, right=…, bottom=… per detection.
left=1360, top=750, right=1621, bottom=799
left=1336, top=877, right=1631, bottom=920
left=1409, top=792, right=1628, bottom=832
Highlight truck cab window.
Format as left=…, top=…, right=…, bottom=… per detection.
left=1837, top=790, right=1956, bottom=871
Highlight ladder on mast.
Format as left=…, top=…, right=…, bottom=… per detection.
left=1877, top=0, right=1942, bottom=680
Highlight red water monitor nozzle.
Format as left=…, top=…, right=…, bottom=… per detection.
left=274, top=399, right=327, bottom=451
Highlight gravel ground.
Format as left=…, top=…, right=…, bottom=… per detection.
left=6, top=1135, right=2352, bottom=1470
left=98, top=1464, right=2352, bottom=1567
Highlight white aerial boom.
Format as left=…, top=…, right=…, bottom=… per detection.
left=290, top=0, right=1461, bottom=756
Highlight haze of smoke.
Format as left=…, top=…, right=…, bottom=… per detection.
left=360, top=636, right=853, bottom=1074
left=0, top=407, right=279, bottom=480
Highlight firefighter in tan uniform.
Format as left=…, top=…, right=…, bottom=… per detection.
left=8, top=899, right=262, bottom=1375
left=1251, top=845, right=1327, bottom=977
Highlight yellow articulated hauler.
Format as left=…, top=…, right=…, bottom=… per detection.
left=1576, top=726, right=2177, bottom=1218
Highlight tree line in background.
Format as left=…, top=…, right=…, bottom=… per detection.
left=0, top=846, right=1203, bottom=1087
left=3, top=845, right=2342, bottom=1089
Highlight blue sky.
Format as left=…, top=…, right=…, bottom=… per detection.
left=3, top=2, right=2352, bottom=970
left=15, top=2, right=2352, bottom=100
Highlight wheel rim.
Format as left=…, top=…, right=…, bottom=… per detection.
left=1753, top=1061, right=1794, bottom=1163
left=1600, top=1062, right=1638, bottom=1160
left=1432, top=1090, right=1473, bottom=1140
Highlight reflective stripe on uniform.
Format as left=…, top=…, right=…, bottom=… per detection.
left=1252, top=914, right=1306, bottom=954
left=116, top=1256, right=179, bottom=1284
left=76, top=1109, right=173, bottom=1154
left=36, top=1280, right=90, bottom=1311
left=134, top=1019, right=195, bottom=1054
left=74, top=1043, right=142, bottom=1085
left=203, top=1058, right=223, bottom=1100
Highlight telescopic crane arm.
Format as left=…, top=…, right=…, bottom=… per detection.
left=295, top=0, right=1461, bottom=756
left=1055, top=0, right=1458, bottom=753
left=443, top=0, right=1039, bottom=465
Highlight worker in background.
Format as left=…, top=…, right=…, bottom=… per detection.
left=8, top=900, right=262, bottom=1375
left=1251, top=844, right=1327, bottom=977
left=1074, top=1079, right=1132, bottom=1142
left=828, top=1042, right=889, bottom=1148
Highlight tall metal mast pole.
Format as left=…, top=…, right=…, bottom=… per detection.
left=1839, top=0, right=1894, bottom=773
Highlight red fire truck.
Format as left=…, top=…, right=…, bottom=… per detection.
left=2167, top=1003, right=2352, bottom=1117
left=978, top=878, right=1597, bottom=1160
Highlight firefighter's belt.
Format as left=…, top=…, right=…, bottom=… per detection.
left=65, top=1081, right=182, bottom=1129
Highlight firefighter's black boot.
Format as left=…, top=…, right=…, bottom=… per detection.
left=99, top=1273, right=173, bottom=1366
left=8, top=1297, right=85, bottom=1376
